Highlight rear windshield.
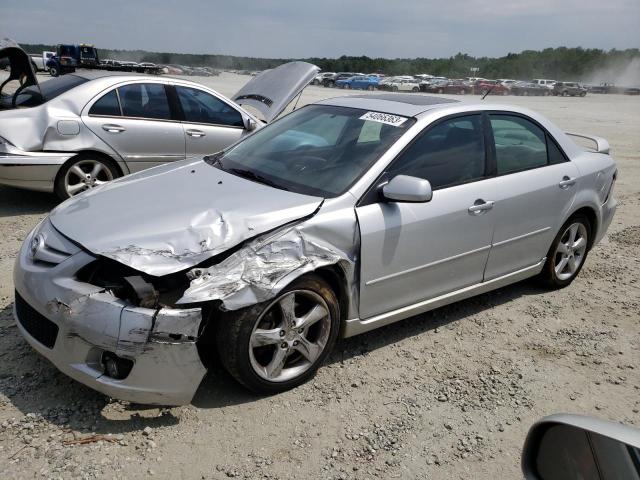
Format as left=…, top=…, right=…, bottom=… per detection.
left=13, top=75, right=88, bottom=108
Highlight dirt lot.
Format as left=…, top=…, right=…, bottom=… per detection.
left=0, top=73, right=639, bottom=479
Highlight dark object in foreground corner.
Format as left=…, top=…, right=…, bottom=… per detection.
left=522, top=414, right=640, bottom=480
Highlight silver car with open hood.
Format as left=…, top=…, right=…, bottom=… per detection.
left=14, top=93, right=617, bottom=405
left=0, top=38, right=319, bottom=199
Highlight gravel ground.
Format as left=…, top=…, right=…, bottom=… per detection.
left=0, top=72, right=639, bottom=479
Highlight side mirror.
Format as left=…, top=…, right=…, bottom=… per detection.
left=522, top=414, right=640, bottom=480
left=243, top=117, right=257, bottom=132
left=382, top=175, right=432, bottom=203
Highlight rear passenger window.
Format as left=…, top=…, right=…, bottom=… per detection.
left=387, top=115, right=486, bottom=189
left=547, top=135, right=567, bottom=164
left=490, top=115, right=547, bottom=174
left=118, top=83, right=171, bottom=120
left=89, top=90, right=120, bottom=116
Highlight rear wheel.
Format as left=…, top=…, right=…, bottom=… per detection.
left=367, top=85, right=374, bottom=91
left=392, top=86, right=399, bottom=92
left=54, top=154, right=120, bottom=200
left=216, top=274, right=340, bottom=393
left=437, top=88, right=444, bottom=94
left=538, top=215, right=591, bottom=289
left=562, top=90, right=569, bottom=97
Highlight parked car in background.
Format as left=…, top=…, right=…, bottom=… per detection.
left=323, top=72, right=363, bottom=88
left=443, top=79, right=474, bottom=95
left=385, top=77, right=421, bottom=92
left=511, top=81, right=550, bottom=96
left=498, top=79, right=518, bottom=88
left=531, top=79, right=556, bottom=90
left=335, top=75, right=380, bottom=90
left=0, top=45, right=319, bottom=199
left=312, top=72, right=335, bottom=85
left=420, top=78, right=449, bottom=93
left=29, top=51, right=55, bottom=72
left=586, top=83, right=615, bottom=94
left=475, top=80, right=510, bottom=96
left=553, top=82, right=587, bottom=97
left=12, top=92, right=617, bottom=404
left=624, top=87, right=640, bottom=95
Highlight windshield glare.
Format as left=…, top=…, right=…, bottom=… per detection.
left=216, top=105, right=415, bottom=197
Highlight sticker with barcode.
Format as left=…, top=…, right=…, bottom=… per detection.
left=359, top=111, right=408, bottom=127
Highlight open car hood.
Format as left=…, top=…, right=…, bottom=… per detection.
left=48, top=159, right=323, bottom=277
left=0, top=37, right=40, bottom=107
left=233, top=61, right=319, bottom=123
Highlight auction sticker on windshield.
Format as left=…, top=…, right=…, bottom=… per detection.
left=359, top=111, right=408, bottom=127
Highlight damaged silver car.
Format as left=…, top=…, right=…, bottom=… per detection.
left=14, top=93, right=617, bottom=405
left=0, top=38, right=318, bottom=199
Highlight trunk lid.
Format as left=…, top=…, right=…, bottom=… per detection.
left=0, top=38, right=40, bottom=109
left=233, top=61, right=319, bottom=123
left=49, top=159, right=323, bottom=276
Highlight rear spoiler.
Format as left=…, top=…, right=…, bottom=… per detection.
left=565, top=132, right=610, bottom=154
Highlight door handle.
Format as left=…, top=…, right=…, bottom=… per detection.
left=102, top=124, right=125, bottom=133
left=468, top=199, right=495, bottom=215
left=186, top=129, right=206, bottom=138
left=559, top=176, right=576, bottom=189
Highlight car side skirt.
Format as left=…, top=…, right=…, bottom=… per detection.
left=342, top=259, right=545, bottom=338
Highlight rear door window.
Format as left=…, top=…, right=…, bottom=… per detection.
left=118, top=83, right=171, bottom=120
left=176, top=86, right=244, bottom=127
left=490, top=115, right=548, bottom=174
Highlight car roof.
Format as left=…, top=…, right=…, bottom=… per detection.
left=316, top=93, right=459, bottom=117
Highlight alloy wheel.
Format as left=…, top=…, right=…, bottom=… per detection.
left=554, top=222, right=588, bottom=281
left=64, top=159, right=114, bottom=197
left=249, top=290, right=331, bottom=383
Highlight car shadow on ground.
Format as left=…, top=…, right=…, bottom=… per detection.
left=192, top=278, right=544, bottom=408
left=0, top=186, right=58, bottom=218
left=1, top=279, right=544, bottom=434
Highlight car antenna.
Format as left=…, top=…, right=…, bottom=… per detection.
left=482, top=84, right=497, bottom=100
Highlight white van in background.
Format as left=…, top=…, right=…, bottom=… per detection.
left=531, top=78, right=556, bottom=89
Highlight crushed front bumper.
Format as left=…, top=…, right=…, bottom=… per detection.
left=13, top=223, right=207, bottom=406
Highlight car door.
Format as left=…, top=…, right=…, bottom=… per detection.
left=83, top=82, right=185, bottom=172
left=482, top=113, right=579, bottom=280
left=356, top=114, right=496, bottom=319
left=173, top=85, right=247, bottom=156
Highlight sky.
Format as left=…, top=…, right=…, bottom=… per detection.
left=2, top=0, right=639, bottom=59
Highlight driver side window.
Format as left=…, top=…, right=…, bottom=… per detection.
left=387, top=115, right=486, bottom=190
left=175, top=86, right=244, bottom=127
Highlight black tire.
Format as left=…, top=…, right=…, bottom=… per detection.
left=580, top=91, right=586, bottom=97
left=437, top=88, right=444, bottom=94
left=216, top=274, right=340, bottom=394
left=49, top=65, right=59, bottom=77
left=54, top=154, right=121, bottom=200
left=392, top=86, right=399, bottom=92
left=562, top=90, right=569, bottom=97
left=538, top=214, right=591, bottom=289
left=412, top=87, right=419, bottom=92
left=367, top=85, right=374, bottom=91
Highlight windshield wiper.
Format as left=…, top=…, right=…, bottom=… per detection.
left=228, top=167, right=288, bottom=191
left=204, top=151, right=225, bottom=169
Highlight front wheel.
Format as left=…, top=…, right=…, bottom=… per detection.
left=538, top=215, right=590, bottom=289
left=49, top=65, right=59, bottom=77
left=54, top=154, right=120, bottom=200
left=216, top=274, right=340, bottom=394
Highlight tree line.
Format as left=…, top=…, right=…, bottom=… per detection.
left=20, top=43, right=639, bottom=80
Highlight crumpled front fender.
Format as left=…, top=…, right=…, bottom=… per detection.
left=177, top=209, right=359, bottom=316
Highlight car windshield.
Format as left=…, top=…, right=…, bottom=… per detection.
left=13, top=74, right=88, bottom=108
left=212, top=105, right=415, bottom=197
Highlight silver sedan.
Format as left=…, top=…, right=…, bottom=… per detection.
left=14, top=93, right=617, bottom=404
left=0, top=41, right=318, bottom=198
